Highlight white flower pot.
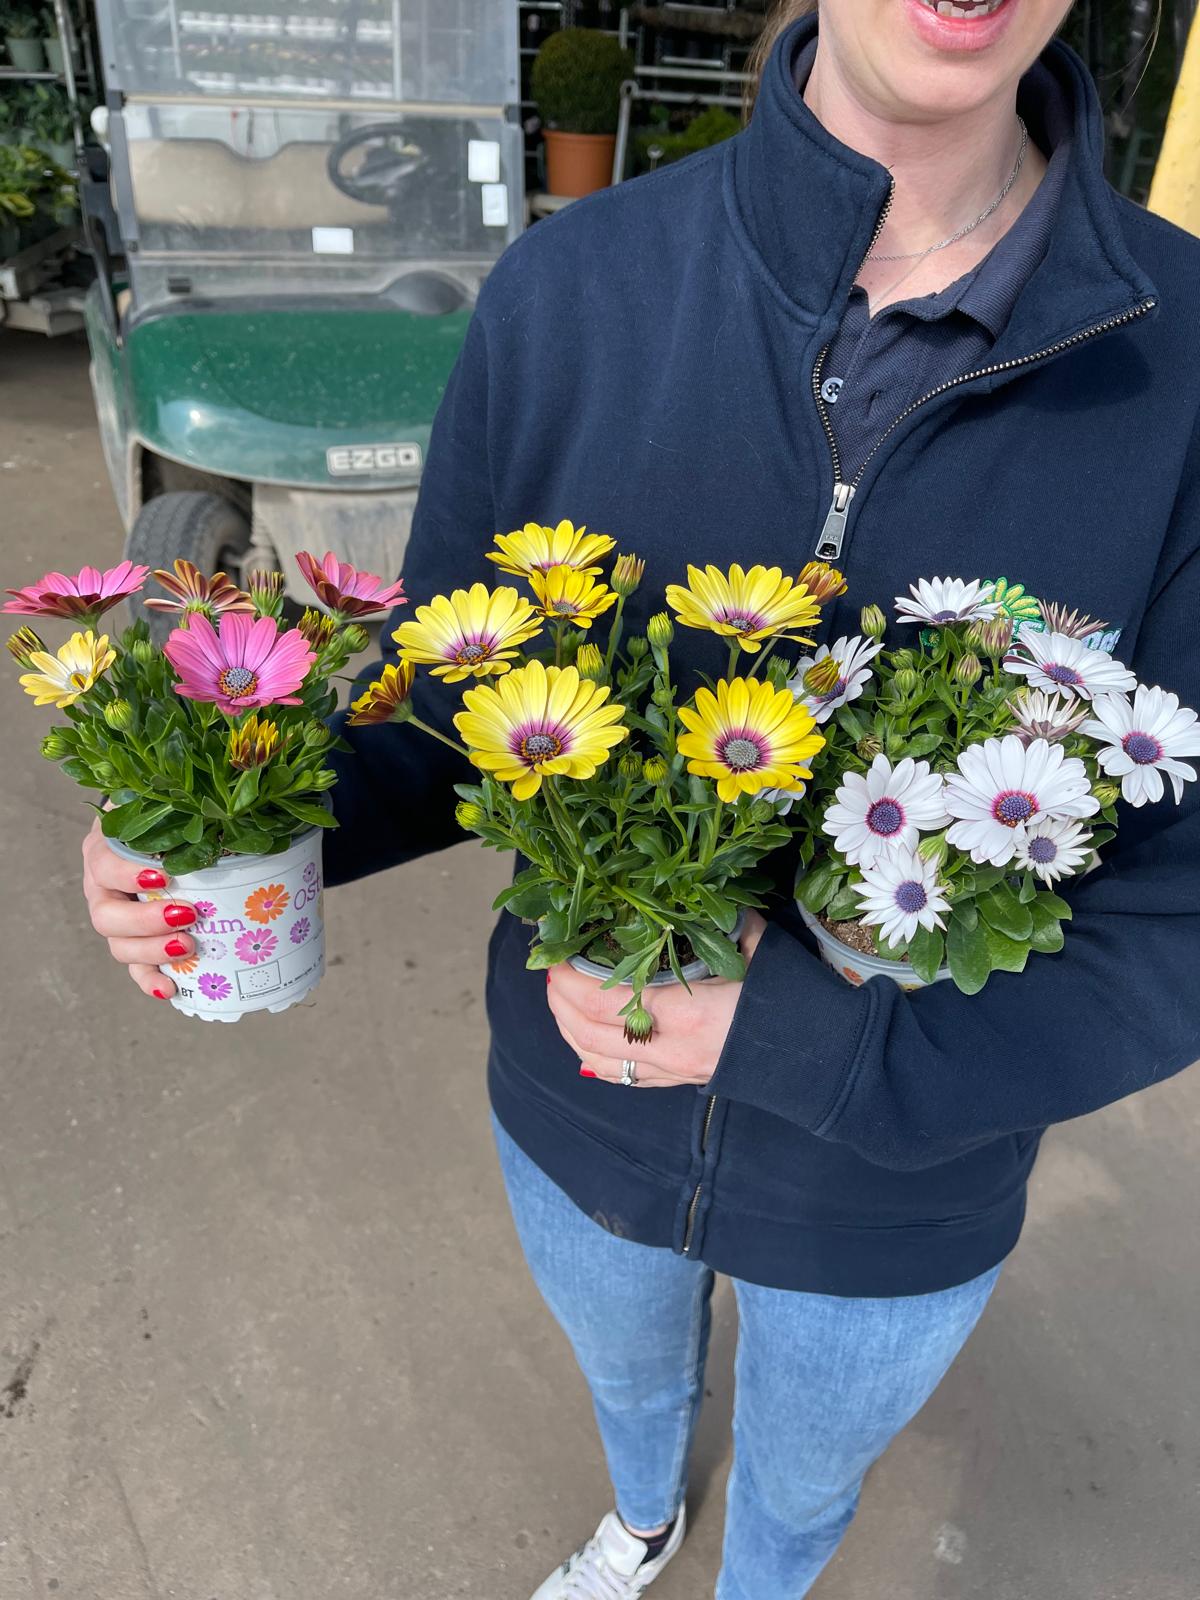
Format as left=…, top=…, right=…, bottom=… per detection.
left=796, top=903, right=950, bottom=992
left=111, top=827, right=326, bottom=1022
left=565, top=910, right=747, bottom=987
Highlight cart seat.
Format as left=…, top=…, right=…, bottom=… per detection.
left=128, top=140, right=390, bottom=230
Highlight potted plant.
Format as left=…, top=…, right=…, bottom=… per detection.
left=3, top=5, right=45, bottom=71
left=352, top=526, right=840, bottom=1038
left=4, top=550, right=406, bottom=1021
left=531, top=27, right=634, bottom=199
left=24, top=83, right=73, bottom=167
left=0, top=142, right=70, bottom=252
left=791, top=579, right=1200, bottom=994
left=41, top=8, right=63, bottom=73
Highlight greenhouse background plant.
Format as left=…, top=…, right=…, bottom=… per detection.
left=531, top=28, right=634, bottom=135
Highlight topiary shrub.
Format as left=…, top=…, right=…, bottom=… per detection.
left=532, top=28, right=635, bottom=137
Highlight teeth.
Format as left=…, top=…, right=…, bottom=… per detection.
left=919, top=0, right=1007, bottom=15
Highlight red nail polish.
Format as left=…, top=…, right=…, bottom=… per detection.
left=137, top=868, right=167, bottom=890
left=164, top=938, right=189, bottom=959
left=546, top=973, right=552, bottom=985
left=579, top=1067, right=596, bottom=1079
left=163, top=904, right=196, bottom=928
left=152, top=989, right=168, bottom=1000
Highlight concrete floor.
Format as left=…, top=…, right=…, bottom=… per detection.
left=0, top=328, right=1197, bottom=1600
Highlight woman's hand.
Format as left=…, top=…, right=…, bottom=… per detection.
left=545, top=911, right=767, bottom=1088
left=81, top=817, right=199, bottom=1001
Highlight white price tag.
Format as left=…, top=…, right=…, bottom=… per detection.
left=481, top=184, right=509, bottom=228
left=311, top=226, right=355, bottom=255
left=468, top=139, right=501, bottom=184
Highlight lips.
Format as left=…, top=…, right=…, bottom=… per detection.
left=916, top=0, right=1007, bottom=12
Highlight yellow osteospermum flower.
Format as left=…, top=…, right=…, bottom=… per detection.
left=487, top=520, right=616, bottom=580
left=228, top=713, right=283, bottom=770
left=392, top=582, right=542, bottom=681
left=677, top=677, right=826, bottom=802
left=347, top=660, right=415, bottom=726
left=665, top=564, right=822, bottom=653
left=529, top=565, right=618, bottom=631
left=454, top=658, right=629, bottom=801
left=19, top=630, right=115, bottom=708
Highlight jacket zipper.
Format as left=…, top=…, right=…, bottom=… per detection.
left=681, top=1093, right=719, bottom=1255
left=812, top=294, right=1158, bottom=562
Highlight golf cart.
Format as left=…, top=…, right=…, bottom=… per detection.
left=82, top=0, right=523, bottom=633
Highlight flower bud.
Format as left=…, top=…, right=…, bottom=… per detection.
left=610, top=553, right=645, bottom=599
left=860, top=604, right=886, bottom=640
left=856, top=734, right=883, bottom=761
left=642, top=755, right=668, bottom=784
left=131, top=638, right=157, bottom=666
left=889, top=648, right=917, bottom=671
left=918, top=831, right=949, bottom=864
left=647, top=612, right=674, bottom=650
left=298, top=608, right=337, bottom=649
left=341, top=623, right=370, bottom=656
left=247, top=570, right=285, bottom=619
left=103, top=698, right=134, bottom=732
left=619, top=750, right=643, bottom=781
left=1094, top=782, right=1120, bottom=807
left=894, top=667, right=920, bottom=700
left=40, top=732, right=71, bottom=760
left=651, top=683, right=674, bottom=709
left=965, top=622, right=987, bottom=653
left=309, top=768, right=337, bottom=791
left=623, top=1003, right=654, bottom=1046
left=955, top=652, right=982, bottom=687
left=750, top=799, right=776, bottom=825
left=978, top=616, right=1014, bottom=658
left=92, top=760, right=116, bottom=785
left=229, top=713, right=283, bottom=770
left=303, top=720, right=332, bottom=748
left=627, top=636, right=649, bottom=660
left=802, top=655, right=841, bottom=697
left=456, top=800, right=485, bottom=830
left=576, top=642, right=604, bottom=681
left=765, top=656, right=792, bottom=690
left=6, top=625, right=45, bottom=665
left=798, top=560, right=847, bottom=605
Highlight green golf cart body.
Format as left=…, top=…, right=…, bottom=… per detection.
left=84, top=0, right=523, bottom=624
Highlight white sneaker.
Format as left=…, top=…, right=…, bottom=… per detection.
left=529, top=1508, right=686, bottom=1599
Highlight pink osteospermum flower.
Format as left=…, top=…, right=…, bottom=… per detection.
left=164, top=612, right=316, bottom=716
left=144, top=559, right=254, bottom=618
left=3, top=560, right=149, bottom=623
left=295, top=551, right=407, bottom=620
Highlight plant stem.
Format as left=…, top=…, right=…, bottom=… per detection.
left=726, top=640, right=742, bottom=679
left=604, top=595, right=627, bottom=675
left=749, top=636, right=781, bottom=679
left=700, top=798, right=725, bottom=867
left=407, top=715, right=470, bottom=759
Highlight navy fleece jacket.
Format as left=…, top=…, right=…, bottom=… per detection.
left=325, top=20, right=1200, bottom=1295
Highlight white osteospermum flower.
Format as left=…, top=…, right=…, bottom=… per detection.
left=762, top=782, right=807, bottom=815
left=1081, top=686, right=1200, bottom=806
left=1013, top=817, right=1095, bottom=883
left=822, top=753, right=949, bottom=868
left=894, top=577, right=998, bottom=628
left=1006, top=630, right=1137, bottom=702
left=1008, top=688, right=1089, bottom=745
left=944, top=735, right=1099, bottom=867
left=854, top=849, right=950, bottom=949
left=789, top=635, right=882, bottom=724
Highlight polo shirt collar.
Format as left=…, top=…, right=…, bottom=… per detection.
left=729, top=15, right=1156, bottom=348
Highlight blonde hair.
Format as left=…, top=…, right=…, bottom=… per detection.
left=747, top=0, right=817, bottom=114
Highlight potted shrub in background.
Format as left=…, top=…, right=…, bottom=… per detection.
left=4, top=551, right=405, bottom=1021
left=25, top=84, right=74, bottom=168
left=42, top=8, right=64, bottom=75
left=531, top=27, right=634, bottom=199
left=2, top=5, right=45, bottom=71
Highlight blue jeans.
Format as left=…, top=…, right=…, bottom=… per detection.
left=494, top=1117, right=1001, bottom=1600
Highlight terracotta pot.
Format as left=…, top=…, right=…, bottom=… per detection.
left=542, top=130, right=616, bottom=199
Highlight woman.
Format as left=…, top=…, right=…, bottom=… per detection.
left=82, top=0, right=1200, bottom=1595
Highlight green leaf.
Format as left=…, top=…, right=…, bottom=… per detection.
left=1028, top=896, right=1066, bottom=953
left=182, top=811, right=205, bottom=844
left=109, top=800, right=177, bottom=842
left=1017, top=871, right=1037, bottom=904
left=826, top=884, right=862, bottom=923
left=977, top=883, right=1033, bottom=942
left=539, top=909, right=569, bottom=945
left=693, top=884, right=738, bottom=934
left=161, top=838, right=222, bottom=874
left=277, top=797, right=336, bottom=829
left=796, top=858, right=841, bottom=915
left=947, top=915, right=992, bottom=995
left=494, top=881, right=555, bottom=921
left=629, top=824, right=671, bottom=860
left=1036, top=891, right=1073, bottom=921
left=982, top=923, right=1030, bottom=974
left=906, top=923, right=946, bottom=985
left=222, top=822, right=274, bottom=855
left=900, top=732, right=942, bottom=759
left=685, top=925, right=745, bottom=981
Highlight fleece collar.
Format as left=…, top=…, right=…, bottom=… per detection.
left=728, top=15, right=1157, bottom=353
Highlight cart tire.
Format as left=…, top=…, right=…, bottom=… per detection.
left=127, top=492, right=252, bottom=646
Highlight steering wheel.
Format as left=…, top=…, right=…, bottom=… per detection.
left=326, top=123, right=429, bottom=207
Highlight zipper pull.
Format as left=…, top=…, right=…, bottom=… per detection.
left=816, top=482, right=856, bottom=561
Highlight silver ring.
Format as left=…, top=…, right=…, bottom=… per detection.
left=621, top=1059, right=638, bottom=1087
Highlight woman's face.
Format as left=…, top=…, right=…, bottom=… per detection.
left=816, top=0, right=1075, bottom=122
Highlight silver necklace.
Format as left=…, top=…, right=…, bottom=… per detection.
left=865, top=118, right=1029, bottom=263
